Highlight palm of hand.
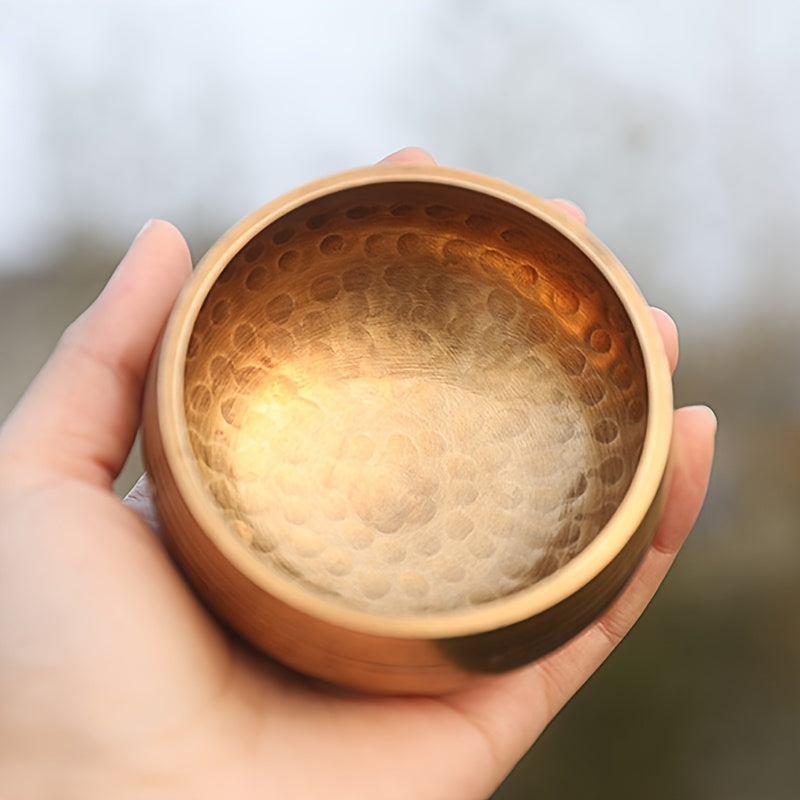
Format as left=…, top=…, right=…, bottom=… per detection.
left=0, top=151, right=715, bottom=800
left=1, top=471, right=539, bottom=798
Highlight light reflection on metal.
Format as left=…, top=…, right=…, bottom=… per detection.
left=142, top=165, right=673, bottom=694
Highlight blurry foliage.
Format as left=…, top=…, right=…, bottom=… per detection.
left=0, top=233, right=142, bottom=493
left=495, top=321, right=800, bottom=799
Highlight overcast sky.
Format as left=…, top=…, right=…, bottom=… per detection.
left=2, top=0, right=798, bottom=328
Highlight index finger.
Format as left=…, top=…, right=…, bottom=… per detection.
left=650, top=307, right=679, bottom=374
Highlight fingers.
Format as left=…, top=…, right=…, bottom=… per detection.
left=547, top=198, right=587, bottom=226
left=541, top=197, right=678, bottom=375
left=539, top=196, right=679, bottom=377
left=124, top=473, right=163, bottom=537
left=377, top=153, right=591, bottom=231
left=448, top=402, right=716, bottom=782
left=534, top=403, right=717, bottom=710
left=650, top=307, right=679, bottom=374
left=541, top=196, right=680, bottom=377
left=377, top=147, right=437, bottom=166
left=545, top=198, right=679, bottom=378
left=0, top=220, right=192, bottom=487
left=640, top=404, right=717, bottom=558
left=374, top=152, right=677, bottom=385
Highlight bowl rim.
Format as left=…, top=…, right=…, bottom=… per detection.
left=154, top=164, right=673, bottom=639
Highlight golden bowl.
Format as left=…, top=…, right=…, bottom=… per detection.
left=142, top=165, right=673, bottom=694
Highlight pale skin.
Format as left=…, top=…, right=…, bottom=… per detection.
left=0, top=148, right=716, bottom=799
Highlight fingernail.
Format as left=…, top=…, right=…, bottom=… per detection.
left=549, top=198, right=587, bottom=225
left=134, top=219, right=155, bottom=241
left=377, top=147, right=436, bottom=166
left=693, top=405, right=718, bottom=434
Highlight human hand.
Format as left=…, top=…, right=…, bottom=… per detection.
left=0, top=148, right=715, bottom=799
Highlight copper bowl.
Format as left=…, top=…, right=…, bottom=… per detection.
left=142, top=165, right=673, bottom=694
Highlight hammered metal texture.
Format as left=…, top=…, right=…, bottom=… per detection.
left=182, top=182, right=647, bottom=617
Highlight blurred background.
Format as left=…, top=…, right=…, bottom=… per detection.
left=1, top=0, right=798, bottom=796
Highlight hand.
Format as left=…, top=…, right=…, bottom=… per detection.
left=0, top=148, right=715, bottom=799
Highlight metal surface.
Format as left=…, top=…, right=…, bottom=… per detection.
left=142, top=166, right=673, bottom=693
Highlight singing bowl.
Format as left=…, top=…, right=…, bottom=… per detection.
left=142, top=165, right=673, bottom=694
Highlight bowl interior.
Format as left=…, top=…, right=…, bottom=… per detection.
left=182, top=182, right=648, bottom=616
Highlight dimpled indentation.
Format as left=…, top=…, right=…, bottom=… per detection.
left=319, top=234, right=344, bottom=255
left=579, top=378, right=606, bottom=407
left=345, top=205, right=377, bottom=220
left=552, top=287, right=580, bottom=314
left=465, top=213, right=494, bottom=232
left=599, top=455, right=625, bottom=484
left=480, top=248, right=507, bottom=274
left=245, top=266, right=269, bottom=291
left=559, top=347, right=587, bottom=376
left=594, top=418, right=619, bottom=444
left=516, top=263, right=539, bottom=288
left=186, top=331, right=202, bottom=359
left=243, top=240, right=265, bottom=262
left=528, top=313, right=556, bottom=344
left=306, top=213, right=330, bottom=230
left=500, top=228, right=529, bottom=247
left=272, top=227, right=294, bottom=245
left=487, top=288, right=518, bottom=322
left=220, top=395, right=245, bottom=426
left=184, top=184, right=649, bottom=615
left=188, top=383, right=213, bottom=413
left=278, top=250, right=300, bottom=272
left=442, top=237, right=472, bottom=262
left=396, top=232, right=423, bottom=256
left=310, top=274, right=341, bottom=302
left=342, top=266, right=372, bottom=292
left=233, top=323, right=257, bottom=350
left=425, top=204, right=455, bottom=219
left=611, top=360, right=634, bottom=389
left=588, top=327, right=612, bottom=353
left=628, top=397, right=646, bottom=423
left=363, top=233, right=391, bottom=256
left=265, top=293, right=294, bottom=324
left=211, top=299, right=230, bottom=325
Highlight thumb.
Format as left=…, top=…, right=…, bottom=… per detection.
left=0, top=220, right=192, bottom=487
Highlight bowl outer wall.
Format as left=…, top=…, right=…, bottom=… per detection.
left=141, top=165, right=673, bottom=690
